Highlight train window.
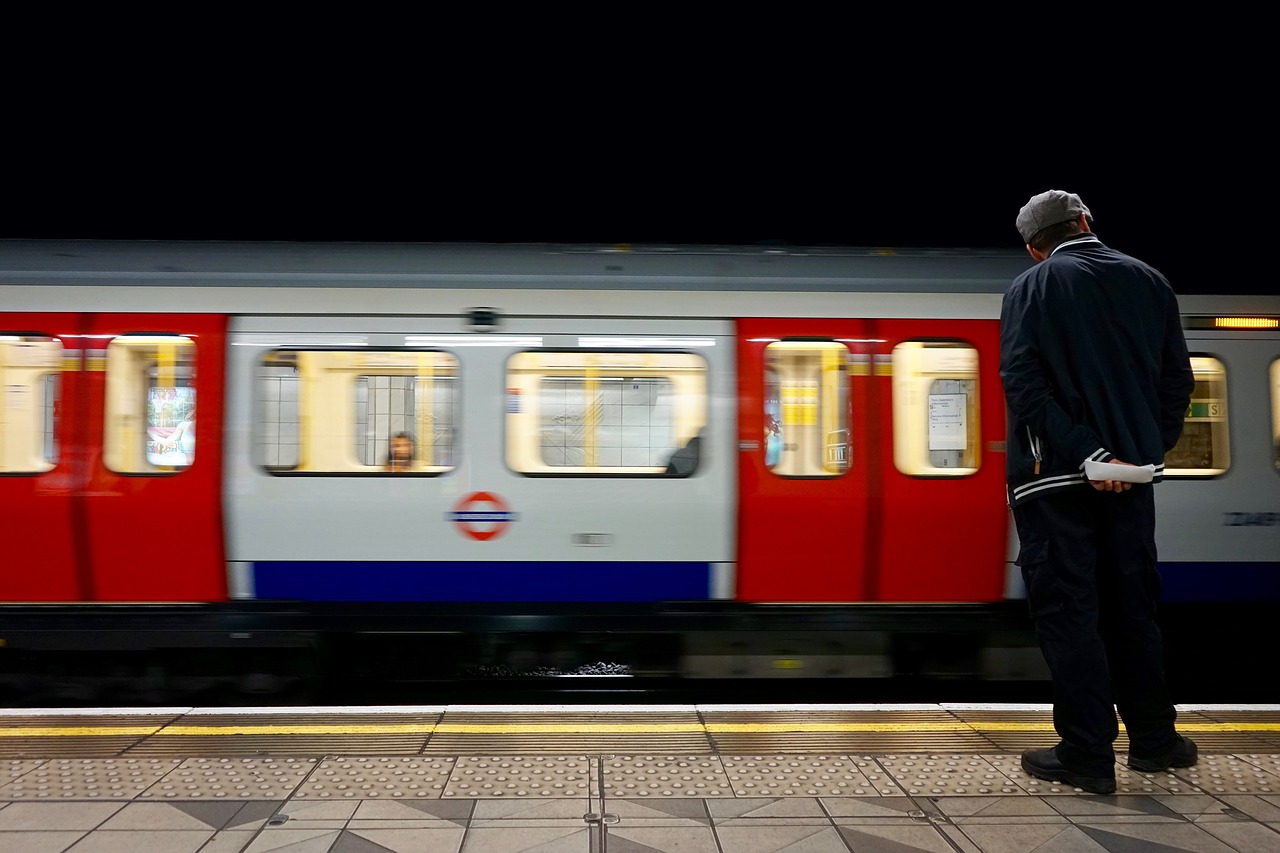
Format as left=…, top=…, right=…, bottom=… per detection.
left=102, top=336, right=197, bottom=474
left=0, top=335, right=62, bottom=474
left=1273, top=359, right=1280, bottom=472
left=255, top=349, right=458, bottom=474
left=1165, top=355, right=1230, bottom=476
left=764, top=341, right=850, bottom=477
left=506, top=350, right=707, bottom=475
left=257, top=351, right=301, bottom=471
left=892, top=341, right=980, bottom=477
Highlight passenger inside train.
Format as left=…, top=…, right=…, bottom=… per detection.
left=384, top=432, right=416, bottom=473
left=665, top=428, right=703, bottom=476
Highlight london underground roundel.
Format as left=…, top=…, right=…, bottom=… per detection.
left=449, top=491, right=517, bottom=541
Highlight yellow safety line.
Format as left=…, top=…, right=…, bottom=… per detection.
left=4, top=721, right=1280, bottom=738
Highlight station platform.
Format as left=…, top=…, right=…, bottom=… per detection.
left=1, top=702, right=1279, bottom=852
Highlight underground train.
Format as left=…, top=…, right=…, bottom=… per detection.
left=1, top=240, right=1278, bottom=698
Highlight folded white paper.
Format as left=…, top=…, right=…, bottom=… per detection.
left=1084, top=460, right=1155, bottom=484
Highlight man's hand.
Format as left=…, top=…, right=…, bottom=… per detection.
left=1089, top=459, right=1134, bottom=493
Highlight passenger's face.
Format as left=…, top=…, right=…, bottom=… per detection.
left=390, top=437, right=413, bottom=462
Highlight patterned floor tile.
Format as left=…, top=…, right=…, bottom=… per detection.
left=60, top=829, right=214, bottom=852
left=338, top=826, right=468, bottom=852
left=458, top=824, right=592, bottom=851
left=834, top=821, right=961, bottom=853
left=1075, top=821, right=1237, bottom=851
left=0, top=800, right=124, bottom=830
left=706, top=796, right=826, bottom=819
left=243, top=827, right=342, bottom=852
left=0, top=830, right=86, bottom=853
left=606, top=824, right=720, bottom=852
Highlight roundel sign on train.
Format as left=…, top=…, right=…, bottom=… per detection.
left=449, top=491, right=518, bottom=541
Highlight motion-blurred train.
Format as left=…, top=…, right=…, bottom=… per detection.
left=1, top=240, right=1278, bottom=700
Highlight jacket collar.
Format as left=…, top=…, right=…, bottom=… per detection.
left=1049, top=233, right=1103, bottom=257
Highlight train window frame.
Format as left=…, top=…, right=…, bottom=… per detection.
left=102, top=334, right=198, bottom=475
left=1164, top=353, right=1230, bottom=478
left=891, top=339, right=982, bottom=478
left=0, top=334, right=63, bottom=475
left=254, top=347, right=460, bottom=476
left=504, top=348, right=708, bottom=477
left=763, top=340, right=851, bottom=479
left=1272, top=358, right=1280, bottom=475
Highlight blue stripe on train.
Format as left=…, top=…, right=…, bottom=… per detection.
left=1159, top=562, right=1280, bottom=602
left=252, top=561, right=713, bottom=602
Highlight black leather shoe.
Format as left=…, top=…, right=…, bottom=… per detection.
left=1128, top=735, right=1198, bottom=772
left=1021, top=747, right=1116, bottom=794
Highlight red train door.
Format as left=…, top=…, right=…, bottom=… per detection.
left=868, top=319, right=1007, bottom=602
left=736, top=319, right=875, bottom=601
left=78, top=314, right=228, bottom=601
left=0, top=315, right=85, bottom=600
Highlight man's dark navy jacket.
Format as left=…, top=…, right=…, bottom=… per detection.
left=999, top=233, right=1195, bottom=508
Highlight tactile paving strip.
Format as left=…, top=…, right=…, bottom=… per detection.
left=442, top=755, right=592, bottom=799
left=879, top=754, right=1026, bottom=796
left=721, top=754, right=894, bottom=797
left=0, top=757, right=180, bottom=799
left=294, top=756, right=457, bottom=799
left=140, top=757, right=317, bottom=799
left=0, top=759, right=47, bottom=785
left=704, top=709, right=995, bottom=754
left=984, top=754, right=1203, bottom=795
left=1175, top=754, right=1280, bottom=794
left=603, top=754, right=733, bottom=798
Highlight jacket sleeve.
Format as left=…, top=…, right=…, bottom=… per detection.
left=999, top=285, right=1110, bottom=467
left=1157, top=292, right=1196, bottom=451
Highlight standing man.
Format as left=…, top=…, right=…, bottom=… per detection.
left=1000, top=189, right=1198, bottom=794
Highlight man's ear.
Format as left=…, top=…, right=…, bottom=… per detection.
left=1026, top=244, right=1048, bottom=262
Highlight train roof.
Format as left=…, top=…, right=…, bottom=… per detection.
left=0, top=239, right=1033, bottom=293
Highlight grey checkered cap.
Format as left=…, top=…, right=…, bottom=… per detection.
left=1016, top=190, right=1092, bottom=242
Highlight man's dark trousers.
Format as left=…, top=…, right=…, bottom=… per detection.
left=1013, top=486, right=1179, bottom=776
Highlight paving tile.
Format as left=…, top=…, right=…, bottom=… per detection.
left=62, top=829, right=213, bottom=852
left=338, top=826, right=468, bottom=852
left=1076, top=821, right=1237, bottom=851
left=242, top=827, right=342, bottom=852
left=352, top=798, right=474, bottom=824
left=0, top=801, right=123, bottom=830
left=1196, top=821, right=1280, bottom=853
left=458, top=824, right=592, bottom=851
left=955, top=822, right=1107, bottom=852
left=606, top=823, right=720, bottom=852
left=834, top=821, right=962, bottom=852
left=0, top=830, right=86, bottom=853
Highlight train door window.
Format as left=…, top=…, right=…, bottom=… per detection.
left=355, top=371, right=456, bottom=470
left=1165, top=355, right=1230, bottom=476
left=763, top=341, right=849, bottom=477
left=254, top=349, right=458, bottom=474
left=891, top=341, right=980, bottom=476
left=506, top=350, right=707, bottom=475
left=103, top=335, right=197, bottom=474
left=0, top=335, right=62, bottom=474
left=257, top=351, right=301, bottom=471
